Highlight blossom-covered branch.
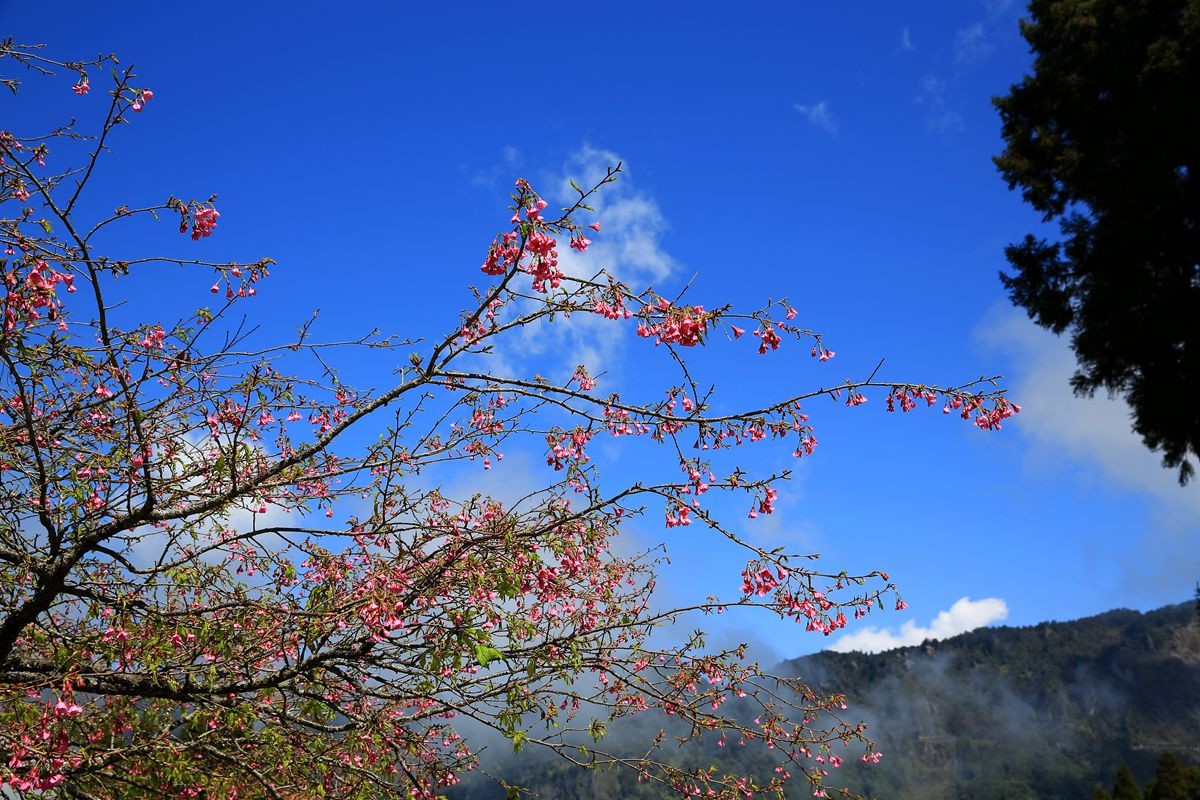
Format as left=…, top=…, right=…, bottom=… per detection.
left=0, top=43, right=1014, bottom=800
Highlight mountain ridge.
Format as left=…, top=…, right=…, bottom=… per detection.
left=451, top=600, right=1200, bottom=799
left=783, top=601, right=1200, bottom=798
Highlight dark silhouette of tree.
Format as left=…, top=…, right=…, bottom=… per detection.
left=1146, top=752, right=1191, bottom=800
left=1113, top=764, right=1146, bottom=800
left=993, top=0, right=1200, bottom=484
left=1094, top=753, right=1200, bottom=800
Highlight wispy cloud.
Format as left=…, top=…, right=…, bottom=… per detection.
left=927, top=110, right=965, bottom=134
left=916, top=75, right=964, bottom=134
left=954, top=22, right=994, bottom=64
left=793, top=101, right=838, bottom=135
left=978, top=0, right=1017, bottom=14
left=830, top=597, right=1009, bottom=653
left=977, top=308, right=1200, bottom=519
left=469, top=145, right=524, bottom=189
left=900, top=26, right=914, bottom=52
left=919, top=76, right=943, bottom=96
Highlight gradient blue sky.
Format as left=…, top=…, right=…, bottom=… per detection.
left=5, top=2, right=1197, bottom=659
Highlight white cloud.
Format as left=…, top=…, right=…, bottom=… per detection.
left=554, top=145, right=677, bottom=286
left=793, top=101, right=838, bottom=135
left=954, top=22, right=993, bottom=64
left=123, top=429, right=330, bottom=571
left=829, top=597, right=1009, bottom=653
left=437, top=450, right=548, bottom=514
left=977, top=308, right=1200, bottom=518
left=477, top=145, right=681, bottom=381
left=916, top=75, right=965, bottom=134
left=900, top=26, right=914, bottom=52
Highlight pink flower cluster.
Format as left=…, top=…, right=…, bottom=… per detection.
left=572, top=368, right=598, bottom=391
left=742, top=564, right=786, bottom=596
left=3, top=259, right=76, bottom=332
left=637, top=300, right=709, bottom=347
left=592, top=292, right=632, bottom=320
left=571, top=222, right=602, bottom=251
left=971, top=396, right=1020, bottom=430
left=524, top=228, right=562, bottom=292
left=480, top=231, right=518, bottom=276
left=191, top=206, right=219, bottom=240
left=779, top=588, right=850, bottom=635
left=885, top=387, right=939, bottom=413
left=546, top=428, right=594, bottom=470
left=2, top=692, right=88, bottom=792
left=943, top=394, right=1021, bottom=430
left=478, top=183, right=606, bottom=299
left=130, top=88, right=153, bottom=112
left=755, top=324, right=781, bottom=354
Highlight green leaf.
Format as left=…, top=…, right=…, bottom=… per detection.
left=496, top=576, right=518, bottom=600
left=474, top=644, right=503, bottom=668
left=510, top=730, right=527, bottom=753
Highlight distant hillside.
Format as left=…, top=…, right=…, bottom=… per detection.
left=786, top=602, right=1200, bottom=798
left=450, top=602, right=1200, bottom=800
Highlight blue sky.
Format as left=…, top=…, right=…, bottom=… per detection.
left=5, top=2, right=1197, bottom=660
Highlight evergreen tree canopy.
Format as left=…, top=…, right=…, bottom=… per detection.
left=1114, top=764, right=1146, bottom=800
left=1147, top=752, right=1192, bottom=800
left=993, top=0, right=1200, bottom=483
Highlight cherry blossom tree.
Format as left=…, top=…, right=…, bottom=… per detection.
left=0, top=42, right=1017, bottom=800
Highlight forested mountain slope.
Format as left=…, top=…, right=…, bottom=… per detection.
left=451, top=602, right=1200, bottom=799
